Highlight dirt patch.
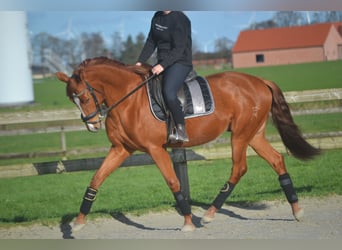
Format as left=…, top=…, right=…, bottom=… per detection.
left=0, top=195, right=341, bottom=239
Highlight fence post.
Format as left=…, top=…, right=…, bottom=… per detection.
left=172, top=148, right=190, bottom=201
left=60, top=126, right=67, bottom=160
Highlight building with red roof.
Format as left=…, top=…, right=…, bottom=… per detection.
left=232, top=22, right=342, bottom=68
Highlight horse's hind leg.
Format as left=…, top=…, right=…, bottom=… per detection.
left=249, top=129, right=304, bottom=221
left=202, top=136, right=249, bottom=224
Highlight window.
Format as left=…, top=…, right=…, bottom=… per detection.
left=256, top=54, right=264, bottom=63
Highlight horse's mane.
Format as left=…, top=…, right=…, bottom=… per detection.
left=76, top=56, right=151, bottom=77
left=78, top=56, right=125, bottom=69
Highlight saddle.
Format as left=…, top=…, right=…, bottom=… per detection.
left=146, top=70, right=215, bottom=141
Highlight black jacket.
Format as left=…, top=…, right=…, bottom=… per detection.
left=138, top=11, right=192, bottom=69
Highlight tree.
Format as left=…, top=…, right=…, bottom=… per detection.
left=324, top=11, right=342, bottom=22
left=273, top=11, right=306, bottom=27
left=248, top=20, right=278, bottom=30
left=111, top=31, right=123, bottom=59
left=312, top=12, right=326, bottom=24
left=81, top=32, right=106, bottom=58
left=64, top=38, right=85, bottom=68
left=32, top=32, right=51, bottom=66
left=120, top=35, right=136, bottom=64
left=32, top=32, right=74, bottom=74
left=191, top=38, right=200, bottom=55
left=214, top=37, right=230, bottom=51
left=120, top=33, right=147, bottom=64
left=135, top=32, right=146, bottom=53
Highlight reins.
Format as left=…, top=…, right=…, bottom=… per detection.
left=101, top=73, right=156, bottom=115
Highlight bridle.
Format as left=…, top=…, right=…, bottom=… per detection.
left=72, top=73, right=156, bottom=128
left=72, top=81, right=107, bottom=125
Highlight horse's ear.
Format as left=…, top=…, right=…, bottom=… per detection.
left=55, top=72, right=70, bottom=84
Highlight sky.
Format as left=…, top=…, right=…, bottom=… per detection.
left=7, top=0, right=342, bottom=52
left=27, top=11, right=278, bottom=52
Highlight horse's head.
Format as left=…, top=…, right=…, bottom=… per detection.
left=55, top=71, right=106, bottom=133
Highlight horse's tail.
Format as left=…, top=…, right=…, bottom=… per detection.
left=264, top=80, right=321, bottom=161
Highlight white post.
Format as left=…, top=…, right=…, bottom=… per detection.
left=60, top=126, right=67, bottom=160
left=0, top=11, right=34, bottom=106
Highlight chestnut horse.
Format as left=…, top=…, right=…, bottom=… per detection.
left=56, top=57, right=320, bottom=232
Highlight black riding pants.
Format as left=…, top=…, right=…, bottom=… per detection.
left=162, top=63, right=192, bottom=125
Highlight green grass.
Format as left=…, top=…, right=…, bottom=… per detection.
left=198, top=60, right=342, bottom=91
left=0, top=149, right=340, bottom=226
left=34, top=78, right=73, bottom=109
left=266, top=112, right=342, bottom=135
left=0, top=78, right=74, bottom=113
left=233, top=60, right=342, bottom=91
left=292, top=113, right=342, bottom=133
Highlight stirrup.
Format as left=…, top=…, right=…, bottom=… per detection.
left=168, top=124, right=189, bottom=143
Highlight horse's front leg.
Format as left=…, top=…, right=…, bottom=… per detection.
left=149, top=147, right=195, bottom=232
left=71, top=146, right=131, bottom=231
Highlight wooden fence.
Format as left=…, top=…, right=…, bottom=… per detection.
left=1, top=88, right=342, bottom=183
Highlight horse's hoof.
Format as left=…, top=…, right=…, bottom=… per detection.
left=293, top=208, right=304, bottom=221
left=70, top=221, right=86, bottom=232
left=201, top=215, right=214, bottom=224
left=181, top=224, right=196, bottom=232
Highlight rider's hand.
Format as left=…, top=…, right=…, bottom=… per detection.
left=152, top=64, right=164, bottom=75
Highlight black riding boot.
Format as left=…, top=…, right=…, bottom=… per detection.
left=175, top=124, right=189, bottom=142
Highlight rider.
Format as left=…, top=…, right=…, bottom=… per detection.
left=136, top=11, right=193, bottom=142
